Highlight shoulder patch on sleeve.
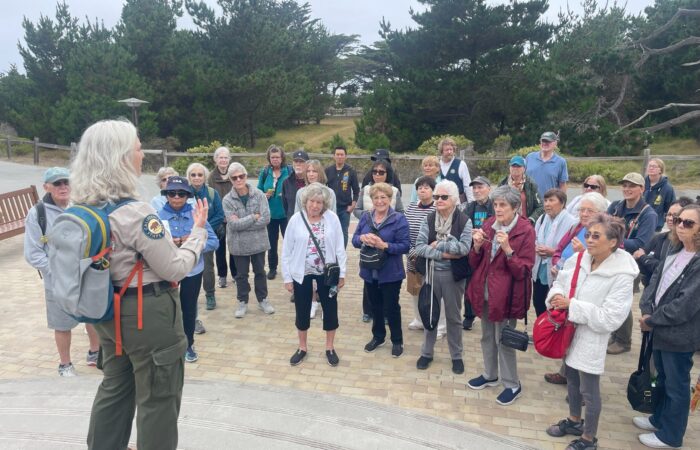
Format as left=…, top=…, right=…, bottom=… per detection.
left=142, top=214, right=165, bottom=239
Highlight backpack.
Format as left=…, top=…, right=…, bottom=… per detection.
left=48, top=199, right=141, bottom=354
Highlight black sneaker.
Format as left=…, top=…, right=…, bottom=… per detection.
left=362, top=314, right=372, bottom=323
left=391, top=343, right=403, bottom=358
left=326, top=349, right=340, bottom=367
left=547, top=418, right=584, bottom=437
left=416, top=356, right=433, bottom=370
left=462, top=317, right=474, bottom=330
left=290, top=349, right=307, bottom=366
left=565, top=437, right=598, bottom=450
left=364, top=338, right=385, bottom=353
left=267, top=270, right=277, bottom=280
left=452, top=359, right=465, bottom=374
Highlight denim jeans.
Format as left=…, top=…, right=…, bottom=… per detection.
left=336, top=206, right=350, bottom=248
left=650, top=349, right=694, bottom=448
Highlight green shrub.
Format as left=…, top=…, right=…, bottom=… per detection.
left=322, top=133, right=348, bottom=152
left=416, top=135, right=474, bottom=155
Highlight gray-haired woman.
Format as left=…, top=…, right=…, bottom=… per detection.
left=150, top=166, right=179, bottom=211
left=222, top=162, right=275, bottom=319
left=282, top=183, right=347, bottom=366
left=414, top=180, right=472, bottom=374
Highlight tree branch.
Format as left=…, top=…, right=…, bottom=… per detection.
left=616, top=103, right=700, bottom=132
left=638, top=110, right=700, bottom=133
left=638, top=9, right=700, bottom=44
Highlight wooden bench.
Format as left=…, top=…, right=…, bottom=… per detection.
left=0, top=185, right=40, bottom=240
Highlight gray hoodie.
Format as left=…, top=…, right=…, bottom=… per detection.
left=24, top=196, right=65, bottom=288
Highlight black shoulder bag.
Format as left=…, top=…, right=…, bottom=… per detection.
left=300, top=213, right=340, bottom=286
left=500, top=268, right=530, bottom=352
left=359, top=213, right=388, bottom=270
left=627, top=331, right=659, bottom=413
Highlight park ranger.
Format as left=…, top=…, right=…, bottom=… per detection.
left=69, top=120, right=208, bottom=450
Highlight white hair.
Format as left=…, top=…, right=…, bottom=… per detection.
left=579, top=192, right=608, bottom=213
left=70, top=119, right=140, bottom=205
left=227, top=162, right=247, bottom=177
left=213, top=146, right=230, bottom=160
left=186, top=162, right=210, bottom=180
left=300, top=182, right=332, bottom=213
left=434, top=179, right=460, bottom=205
left=155, top=167, right=178, bottom=186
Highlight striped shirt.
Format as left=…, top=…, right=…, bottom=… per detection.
left=405, top=201, right=435, bottom=271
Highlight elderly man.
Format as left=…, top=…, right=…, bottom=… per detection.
left=438, top=138, right=473, bottom=203
left=499, top=156, right=544, bottom=225
left=24, top=167, right=100, bottom=376
left=525, top=131, right=569, bottom=198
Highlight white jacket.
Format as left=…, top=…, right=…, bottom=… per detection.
left=546, top=249, right=639, bottom=375
left=282, top=209, right=347, bottom=284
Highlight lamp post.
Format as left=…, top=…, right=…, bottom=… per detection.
left=118, top=98, right=149, bottom=129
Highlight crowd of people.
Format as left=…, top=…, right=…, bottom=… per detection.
left=22, top=122, right=699, bottom=450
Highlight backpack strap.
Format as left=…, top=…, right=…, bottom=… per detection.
left=36, top=201, right=48, bottom=243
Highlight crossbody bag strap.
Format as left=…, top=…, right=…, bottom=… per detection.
left=300, top=213, right=327, bottom=266
left=568, top=251, right=585, bottom=298
left=627, top=204, right=650, bottom=239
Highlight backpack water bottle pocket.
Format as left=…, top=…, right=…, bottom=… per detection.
left=76, top=257, right=114, bottom=321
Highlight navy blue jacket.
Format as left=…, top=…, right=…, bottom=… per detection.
left=352, top=209, right=410, bottom=284
left=644, top=175, right=675, bottom=231
left=607, top=199, right=658, bottom=253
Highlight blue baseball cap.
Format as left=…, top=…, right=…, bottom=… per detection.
left=161, top=176, right=194, bottom=197
left=44, top=167, right=70, bottom=183
left=509, top=155, right=525, bottom=167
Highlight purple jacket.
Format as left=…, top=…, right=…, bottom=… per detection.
left=352, top=209, right=410, bottom=284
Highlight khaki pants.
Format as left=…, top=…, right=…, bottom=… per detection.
left=87, top=286, right=186, bottom=450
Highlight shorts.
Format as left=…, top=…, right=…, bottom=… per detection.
left=45, top=288, right=79, bottom=331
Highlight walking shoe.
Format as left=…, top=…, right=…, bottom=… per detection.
left=235, top=302, right=248, bottom=318
left=364, top=338, right=385, bottom=353
left=408, top=319, right=423, bottom=330
left=467, top=375, right=500, bottom=390
left=633, top=416, right=658, bottom=432
left=391, top=343, right=403, bottom=358
left=194, top=319, right=206, bottom=334
left=606, top=341, right=630, bottom=354
left=290, top=349, right=307, bottom=366
left=545, top=372, right=568, bottom=385
left=185, top=346, right=198, bottom=363
left=462, top=317, right=474, bottom=330
left=86, top=350, right=99, bottom=367
left=565, top=437, right=598, bottom=450
left=206, top=294, right=216, bottom=310
left=638, top=433, right=677, bottom=448
left=452, top=359, right=464, bottom=375
left=258, top=299, right=275, bottom=315
left=546, top=418, right=584, bottom=437
left=416, top=356, right=433, bottom=370
left=58, top=363, right=77, bottom=377
left=218, top=276, right=227, bottom=288
left=326, top=349, right=340, bottom=367
left=310, top=301, right=318, bottom=319
left=496, top=385, right=522, bottom=406
left=362, top=314, right=372, bottom=323
left=267, top=269, right=277, bottom=280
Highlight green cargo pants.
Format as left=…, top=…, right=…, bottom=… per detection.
left=87, top=285, right=186, bottom=450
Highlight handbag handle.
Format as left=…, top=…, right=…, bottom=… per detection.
left=637, top=331, right=653, bottom=372
left=568, top=251, right=585, bottom=298
left=300, top=212, right=327, bottom=267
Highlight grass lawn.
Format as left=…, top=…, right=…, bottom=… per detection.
left=253, top=116, right=356, bottom=151
left=650, top=138, right=700, bottom=155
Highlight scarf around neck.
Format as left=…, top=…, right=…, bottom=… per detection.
left=435, top=207, right=455, bottom=241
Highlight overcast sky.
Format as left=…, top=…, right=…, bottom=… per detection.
left=1, top=0, right=655, bottom=74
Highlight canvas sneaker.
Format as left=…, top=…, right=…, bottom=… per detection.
left=185, top=346, right=198, bottom=363
left=364, top=338, right=385, bottom=353
left=467, top=375, right=500, bottom=390
left=638, top=433, right=677, bottom=448
left=326, top=350, right=340, bottom=367
left=235, top=302, right=248, bottom=318
left=496, top=384, right=522, bottom=406
left=58, top=363, right=77, bottom=377
left=633, top=416, right=658, bottom=432
left=258, top=299, right=275, bottom=315
left=290, top=349, right=307, bottom=366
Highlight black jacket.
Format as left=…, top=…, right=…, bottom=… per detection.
left=325, top=163, right=360, bottom=208
left=498, top=175, right=543, bottom=225
left=637, top=231, right=672, bottom=286
left=281, top=174, right=305, bottom=218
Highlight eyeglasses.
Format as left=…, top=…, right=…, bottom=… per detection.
left=189, top=173, right=205, bottom=178
left=52, top=180, right=69, bottom=187
left=433, top=194, right=450, bottom=201
left=584, top=231, right=603, bottom=240
left=583, top=183, right=600, bottom=190
left=166, top=191, right=189, bottom=198
left=579, top=207, right=597, bottom=214
left=673, top=217, right=697, bottom=228
left=372, top=170, right=387, bottom=176
left=666, top=213, right=679, bottom=219
left=230, top=174, right=246, bottom=181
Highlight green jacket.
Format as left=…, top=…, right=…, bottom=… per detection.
left=498, top=175, right=543, bottom=225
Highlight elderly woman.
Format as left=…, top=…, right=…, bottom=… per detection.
left=644, top=158, right=675, bottom=231
left=466, top=185, right=535, bottom=406
left=405, top=176, right=437, bottom=331
left=545, top=214, right=638, bottom=450
left=222, top=162, right=274, bottom=319
left=187, top=162, right=225, bottom=310
left=636, top=204, right=700, bottom=449
left=157, top=177, right=219, bottom=363
left=414, top=180, right=472, bottom=374
left=409, top=155, right=442, bottom=203
left=352, top=182, right=410, bottom=358
left=532, top=189, right=578, bottom=316
left=282, top=183, right=347, bottom=367
left=208, top=146, right=237, bottom=288
left=258, top=145, right=291, bottom=280
left=150, top=166, right=179, bottom=211
left=567, top=175, right=610, bottom=219
left=69, top=120, right=208, bottom=450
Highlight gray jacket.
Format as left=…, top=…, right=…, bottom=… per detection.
left=24, top=197, right=65, bottom=287
left=222, top=183, right=271, bottom=256
left=640, top=249, right=700, bottom=352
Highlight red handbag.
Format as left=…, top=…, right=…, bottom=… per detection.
left=533, top=251, right=584, bottom=359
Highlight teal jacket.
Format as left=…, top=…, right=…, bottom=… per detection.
left=257, top=165, right=291, bottom=220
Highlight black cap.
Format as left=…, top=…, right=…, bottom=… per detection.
left=160, top=176, right=194, bottom=197
left=292, top=150, right=309, bottom=161
left=371, top=148, right=391, bottom=163
left=469, top=176, right=491, bottom=187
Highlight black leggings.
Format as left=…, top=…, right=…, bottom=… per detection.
left=293, top=274, right=339, bottom=331
left=532, top=279, right=550, bottom=317
left=179, top=272, right=202, bottom=347
left=365, top=280, right=403, bottom=344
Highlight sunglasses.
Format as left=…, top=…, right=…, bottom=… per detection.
left=166, top=191, right=189, bottom=198
left=372, top=170, right=387, bottom=176
left=433, top=194, right=450, bottom=201
left=583, top=183, right=600, bottom=190
left=52, top=180, right=69, bottom=187
left=189, top=173, right=205, bottom=178
left=673, top=217, right=697, bottom=228
left=584, top=231, right=603, bottom=240
left=230, top=174, right=246, bottom=181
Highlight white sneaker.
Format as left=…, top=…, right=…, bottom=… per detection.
left=638, top=432, right=677, bottom=448
left=633, top=416, right=658, bottom=432
left=408, top=319, right=423, bottom=330
left=310, top=302, right=318, bottom=319
left=58, top=363, right=77, bottom=377
left=235, top=302, right=247, bottom=318
left=258, top=299, right=275, bottom=315
left=437, top=326, right=446, bottom=339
